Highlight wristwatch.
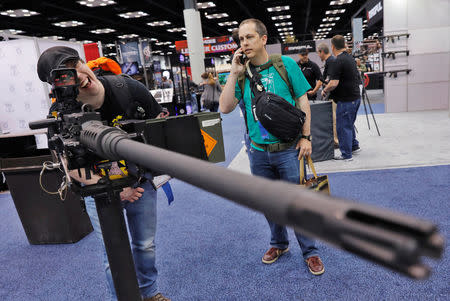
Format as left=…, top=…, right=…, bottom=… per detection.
left=300, top=135, right=312, bottom=141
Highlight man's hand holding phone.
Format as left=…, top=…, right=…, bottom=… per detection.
left=231, top=48, right=246, bottom=76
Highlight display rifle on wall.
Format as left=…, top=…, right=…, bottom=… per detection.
left=379, top=33, right=411, bottom=43
left=381, top=50, right=410, bottom=60
left=29, top=68, right=444, bottom=301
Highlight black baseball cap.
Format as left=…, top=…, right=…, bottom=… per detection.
left=37, top=46, right=80, bottom=83
left=298, top=46, right=308, bottom=55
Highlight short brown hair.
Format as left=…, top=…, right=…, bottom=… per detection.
left=331, top=35, right=346, bottom=50
left=239, top=18, right=268, bottom=37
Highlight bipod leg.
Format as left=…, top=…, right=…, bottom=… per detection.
left=364, top=89, right=381, bottom=136
left=94, top=190, right=141, bottom=301
left=362, top=91, right=370, bottom=130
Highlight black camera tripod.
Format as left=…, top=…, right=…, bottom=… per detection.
left=360, top=73, right=381, bottom=136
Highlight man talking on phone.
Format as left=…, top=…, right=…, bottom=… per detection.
left=219, top=18, right=325, bottom=276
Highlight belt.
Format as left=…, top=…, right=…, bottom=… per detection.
left=251, top=140, right=295, bottom=152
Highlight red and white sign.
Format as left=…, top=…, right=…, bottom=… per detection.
left=175, top=36, right=238, bottom=55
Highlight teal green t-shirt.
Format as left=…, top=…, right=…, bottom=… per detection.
left=235, top=55, right=311, bottom=145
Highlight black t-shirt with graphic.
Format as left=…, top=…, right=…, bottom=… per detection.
left=328, top=51, right=361, bottom=102
left=322, top=55, right=336, bottom=83
left=49, top=76, right=162, bottom=125
left=97, top=76, right=162, bottom=124
left=298, top=59, right=322, bottom=92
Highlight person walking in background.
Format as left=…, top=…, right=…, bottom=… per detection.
left=200, top=72, right=222, bottom=112
left=317, top=43, right=339, bottom=148
left=160, top=76, right=173, bottom=89
left=322, top=35, right=362, bottom=161
left=297, top=46, right=322, bottom=100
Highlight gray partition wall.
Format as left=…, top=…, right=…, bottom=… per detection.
left=383, top=0, right=450, bottom=113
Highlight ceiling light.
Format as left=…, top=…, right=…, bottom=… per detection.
left=322, top=17, right=340, bottom=22
left=326, top=9, right=346, bottom=15
left=218, top=21, right=238, bottom=26
left=78, top=0, right=116, bottom=7
left=277, top=27, right=293, bottom=31
left=0, top=29, right=25, bottom=34
left=90, top=28, right=116, bottom=34
left=267, top=6, right=290, bottom=12
left=320, top=23, right=335, bottom=27
left=53, top=20, right=85, bottom=27
left=0, top=9, right=39, bottom=17
left=147, top=21, right=171, bottom=26
left=227, top=28, right=238, bottom=32
left=169, top=45, right=176, bottom=48
left=118, top=11, right=148, bottom=18
left=275, top=22, right=292, bottom=27
left=155, top=41, right=172, bottom=46
left=330, top=0, right=353, bottom=5
left=205, top=13, right=228, bottom=19
left=42, top=36, right=64, bottom=40
left=197, top=2, right=216, bottom=9
left=167, top=27, right=185, bottom=32
left=105, top=43, right=116, bottom=47
left=271, top=15, right=291, bottom=20
left=117, top=34, right=139, bottom=39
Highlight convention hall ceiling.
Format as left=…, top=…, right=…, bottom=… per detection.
left=0, top=0, right=371, bottom=52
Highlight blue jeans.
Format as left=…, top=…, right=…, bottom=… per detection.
left=208, top=102, right=219, bottom=112
left=336, top=99, right=361, bottom=159
left=248, top=145, right=319, bottom=259
left=85, top=181, right=158, bottom=300
left=190, top=92, right=198, bottom=113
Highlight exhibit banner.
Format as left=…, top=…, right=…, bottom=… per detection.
left=366, top=0, right=383, bottom=27
left=119, top=41, right=141, bottom=64
left=281, top=40, right=316, bottom=55
left=0, top=39, right=49, bottom=136
left=150, top=88, right=173, bottom=104
left=352, top=18, right=364, bottom=54
left=175, top=36, right=237, bottom=55
left=83, top=43, right=100, bottom=62
left=142, top=41, right=152, bottom=67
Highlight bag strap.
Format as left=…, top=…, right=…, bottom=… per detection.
left=299, top=156, right=318, bottom=184
left=246, top=62, right=267, bottom=122
left=300, top=156, right=306, bottom=184
left=306, top=156, right=318, bottom=178
left=269, top=54, right=295, bottom=100
left=102, top=75, right=147, bottom=120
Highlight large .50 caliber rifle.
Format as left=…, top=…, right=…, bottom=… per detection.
left=30, top=68, right=444, bottom=301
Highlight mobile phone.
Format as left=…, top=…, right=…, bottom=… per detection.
left=239, top=53, right=247, bottom=65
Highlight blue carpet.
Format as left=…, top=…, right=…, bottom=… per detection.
left=358, top=102, right=384, bottom=115
left=1, top=108, right=449, bottom=300
left=217, top=107, right=246, bottom=167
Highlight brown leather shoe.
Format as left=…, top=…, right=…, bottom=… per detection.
left=262, top=247, right=289, bottom=264
left=305, top=256, right=325, bottom=275
left=143, top=293, right=171, bottom=301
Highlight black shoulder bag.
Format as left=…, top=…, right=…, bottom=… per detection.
left=246, top=63, right=305, bottom=142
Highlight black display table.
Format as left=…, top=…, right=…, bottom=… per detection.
left=310, top=101, right=334, bottom=162
left=0, top=134, right=92, bottom=245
